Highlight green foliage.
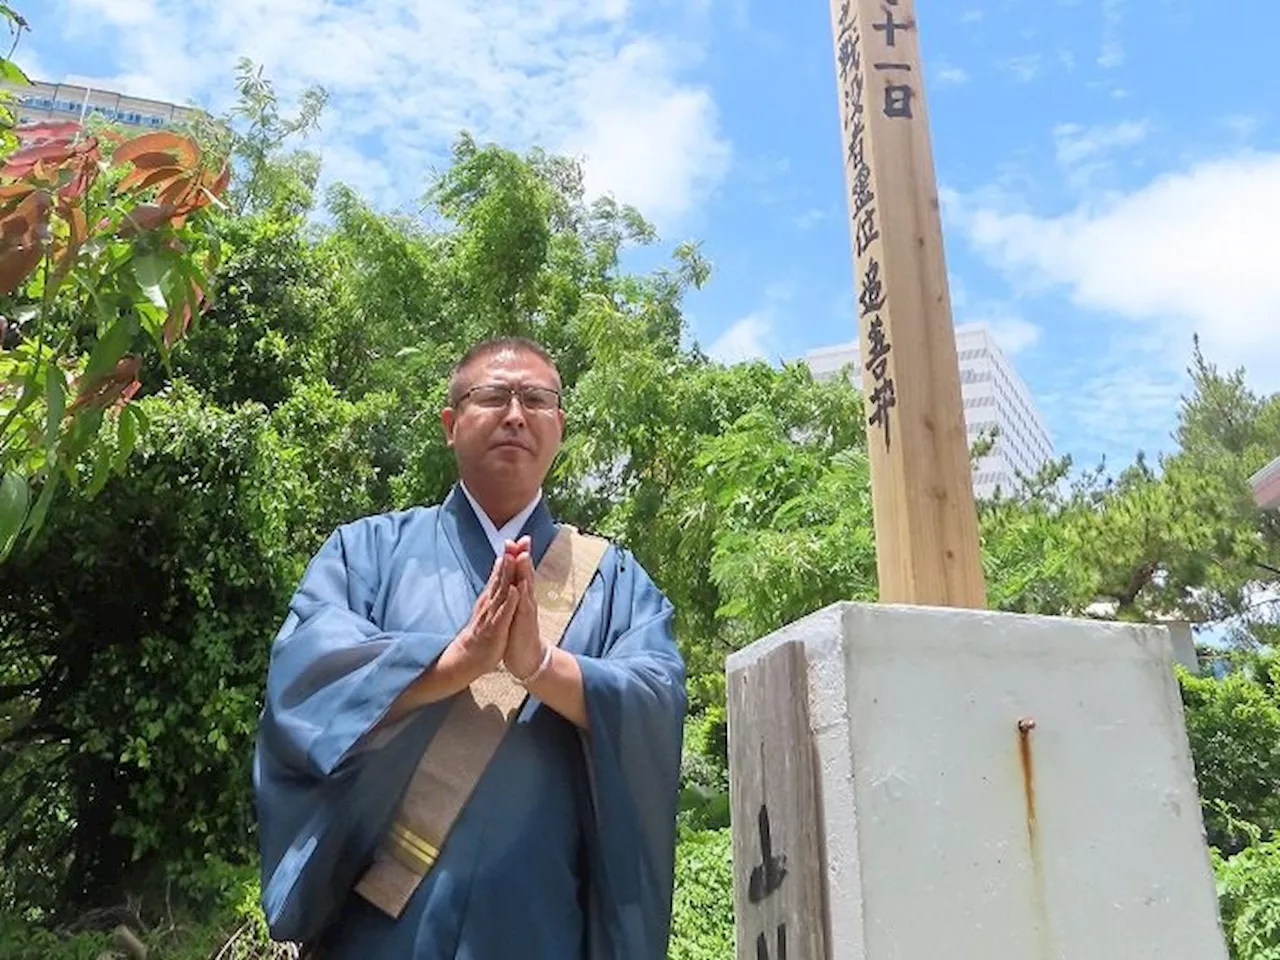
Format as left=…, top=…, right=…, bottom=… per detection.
left=1216, top=841, right=1280, bottom=960
left=0, top=915, right=107, bottom=960
left=0, top=387, right=301, bottom=913
left=679, top=709, right=730, bottom=831
left=0, top=4, right=29, bottom=153
left=979, top=458, right=1101, bottom=615
left=1182, top=656, right=1280, bottom=854
left=0, top=857, right=279, bottom=960
left=669, top=828, right=735, bottom=960
left=157, top=212, right=335, bottom=408
left=220, top=58, right=327, bottom=219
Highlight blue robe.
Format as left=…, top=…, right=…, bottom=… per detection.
left=252, top=487, right=687, bottom=959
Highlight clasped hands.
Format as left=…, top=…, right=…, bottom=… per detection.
left=384, top=534, right=586, bottom=729
left=452, top=536, right=548, bottom=683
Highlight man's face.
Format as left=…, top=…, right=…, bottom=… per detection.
left=441, top=348, right=565, bottom=491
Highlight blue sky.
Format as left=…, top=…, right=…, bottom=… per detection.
left=18, top=0, right=1280, bottom=473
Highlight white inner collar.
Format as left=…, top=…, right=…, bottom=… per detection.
left=459, top=482, right=543, bottom=556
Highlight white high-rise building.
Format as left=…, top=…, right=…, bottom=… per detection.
left=803, top=323, right=1054, bottom=499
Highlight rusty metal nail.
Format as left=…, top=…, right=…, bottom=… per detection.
left=1018, top=717, right=1037, bottom=733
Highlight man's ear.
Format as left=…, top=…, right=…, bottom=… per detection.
left=441, top=407, right=457, bottom=447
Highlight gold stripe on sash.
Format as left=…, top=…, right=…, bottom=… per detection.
left=389, top=822, right=439, bottom=866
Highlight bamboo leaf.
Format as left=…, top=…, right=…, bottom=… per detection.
left=86, top=441, right=112, bottom=497
left=0, top=470, right=29, bottom=559
left=22, top=473, right=58, bottom=547
left=114, top=404, right=138, bottom=473
left=133, top=253, right=169, bottom=309
left=0, top=60, right=29, bottom=85
left=45, top=364, right=64, bottom=452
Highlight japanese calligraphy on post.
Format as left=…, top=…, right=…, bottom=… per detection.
left=831, top=0, right=918, bottom=452
left=827, top=0, right=987, bottom=608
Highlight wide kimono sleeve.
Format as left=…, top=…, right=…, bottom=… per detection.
left=253, top=518, right=456, bottom=945
left=575, top=548, right=689, bottom=960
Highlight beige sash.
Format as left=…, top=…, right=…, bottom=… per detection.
left=353, top=525, right=609, bottom=918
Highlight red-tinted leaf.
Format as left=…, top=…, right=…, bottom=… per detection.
left=207, top=163, right=231, bottom=198
left=0, top=190, right=50, bottom=294
left=14, top=120, right=81, bottom=143
left=0, top=183, right=37, bottom=215
left=156, top=176, right=195, bottom=210
left=58, top=158, right=98, bottom=202
left=163, top=276, right=206, bottom=348
left=69, top=354, right=143, bottom=413
left=0, top=245, right=39, bottom=298
left=117, top=379, right=141, bottom=408
left=120, top=151, right=181, bottom=171
left=68, top=205, right=88, bottom=248
left=116, top=164, right=184, bottom=195
left=162, top=299, right=191, bottom=349
left=2, top=140, right=77, bottom=174
left=48, top=203, right=88, bottom=291
left=113, top=132, right=198, bottom=168
left=0, top=183, right=36, bottom=200
left=118, top=203, right=178, bottom=237
left=28, top=158, right=55, bottom=183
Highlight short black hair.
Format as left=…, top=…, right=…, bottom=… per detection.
left=447, top=336, right=560, bottom=405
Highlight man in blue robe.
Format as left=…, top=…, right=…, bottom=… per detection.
left=253, top=336, right=688, bottom=958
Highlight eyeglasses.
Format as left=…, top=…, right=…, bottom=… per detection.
left=455, top=383, right=562, bottom=412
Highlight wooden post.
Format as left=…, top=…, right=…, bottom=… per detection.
left=731, top=6, right=994, bottom=956
left=828, top=0, right=986, bottom=609
left=727, top=639, right=827, bottom=960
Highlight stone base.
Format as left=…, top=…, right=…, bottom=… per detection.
left=726, top=603, right=1228, bottom=960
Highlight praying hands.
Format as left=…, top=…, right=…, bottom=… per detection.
left=501, top=536, right=550, bottom=683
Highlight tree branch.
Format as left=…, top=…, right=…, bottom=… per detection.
left=1253, top=559, right=1280, bottom=578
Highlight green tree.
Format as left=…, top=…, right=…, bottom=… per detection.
left=0, top=388, right=302, bottom=915
left=1182, top=656, right=1280, bottom=854
left=1215, top=840, right=1280, bottom=960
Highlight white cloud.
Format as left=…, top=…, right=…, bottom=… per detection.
left=564, top=41, right=730, bottom=225
left=1222, top=114, right=1262, bottom=140
left=1053, top=119, right=1148, bottom=169
left=1051, top=119, right=1149, bottom=190
left=791, top=207, right=830, bottom=231
left=49, top=0, right=731, bottom=229
left=1099, top=0, right=1125, bottom=69
left=934, top=64, right=971, bottom=87
left=707, top=280, right=794, bottom=364
left=10, top=39, right=47, bottom=84
left=975, top=316, right=1042, bottom=355
left=709, top=313, right=772, bottom=365
left=1041, top=357, right=1186, bottom=464
left=997, top=54, right=1043, bottom=84
left=952, top=152, right=1280, bottom=389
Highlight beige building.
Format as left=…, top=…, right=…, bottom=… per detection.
left=1, top=79, right=203, bottom=131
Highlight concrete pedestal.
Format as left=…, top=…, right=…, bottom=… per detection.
left=726, top=603, right=1228, bottom=960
